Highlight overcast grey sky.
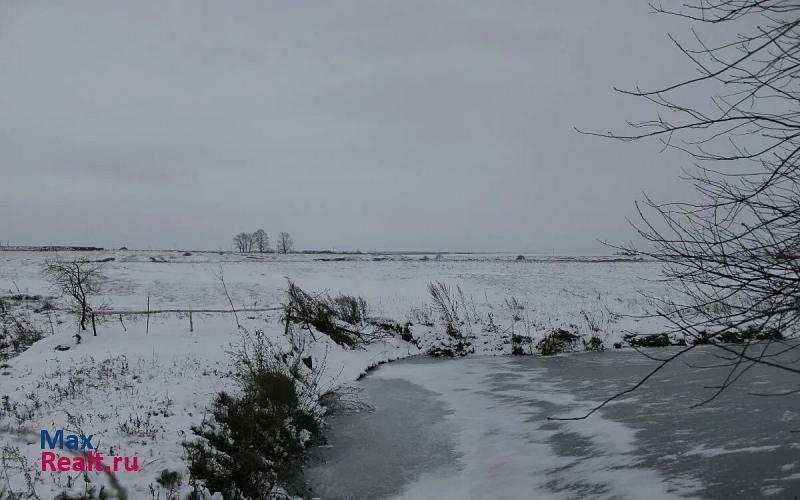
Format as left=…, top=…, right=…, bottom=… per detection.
left=1, top=1, right=701, bottom=253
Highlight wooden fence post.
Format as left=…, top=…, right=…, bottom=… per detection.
left=146, top=295, right=150, bottom=334
left=189, top=310, right=193, bottom=332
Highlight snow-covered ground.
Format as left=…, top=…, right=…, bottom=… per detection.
left=0, top=250, right=672, bottom=498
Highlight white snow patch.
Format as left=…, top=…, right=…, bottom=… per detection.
left=684, top=444, right=780, bottom=458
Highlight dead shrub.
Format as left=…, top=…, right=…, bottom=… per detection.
left=285, top=281, right=384, bottom=347
left=331, top=295, right=368, bottom=325
left=716, top=325, right=783, bottom=344
left=427, top=281, right=463, bottom=337
left=0, top=299, right=45, bottom=361
left=426, top=282, right=478, bottom=356
left=511, top=334, right=533, bottom=355
left=624, top=333, right=672, bottom=348
left=583, top=335, right=605, bottom=351
left=150, top=469, right=182, bottom=500
left=505, top=296, right=525, bottom=322
left=537, top=329, right=580, bottom=356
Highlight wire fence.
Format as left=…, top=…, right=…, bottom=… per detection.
left=86, top=305, right=285, bottom=335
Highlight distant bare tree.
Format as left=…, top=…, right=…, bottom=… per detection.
left=43, top=259, right=103, bottom=331
left=233, top=232, right=254, bottom=253
left=253, top=229, right=270, bottom=253
left=562, top=1, right=800, bottom=419
left=277, top=232, right=293, bottom=254
left=233, top=233, right=246, bottom=253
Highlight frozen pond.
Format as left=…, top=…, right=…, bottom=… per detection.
left=307, top=347, right=800, bottom=499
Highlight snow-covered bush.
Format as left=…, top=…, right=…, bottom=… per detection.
left=511, top=334, right=534, bottom=355
left=537, top=329, right=580, bottom=356
left=184, top=380, right=317, bottom=499
left=583, top=335, right=605, bottom=351
left=424, top=281, right=479, bottom=357
left=623, top=333, right=673, bottom=348
left=184, top=328, right=324, bottom=499
left=427, top=281, right=464, bottom=337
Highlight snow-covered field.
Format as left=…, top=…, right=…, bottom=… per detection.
left=0, top=250, right=671, bottom=498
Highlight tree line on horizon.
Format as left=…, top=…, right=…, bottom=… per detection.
left=232, top=230, right=293, bottom=253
